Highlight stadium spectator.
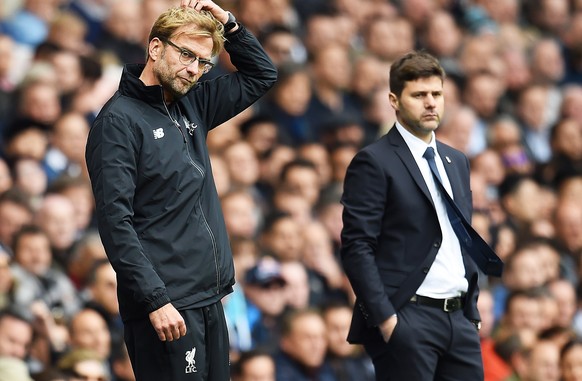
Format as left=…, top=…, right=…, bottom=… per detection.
left=279, top=158, right=320, bottom=209
left=0, top=308, right=33, bottom=359
left=222, top=141, right=261, bottom=194
left=259, top=211, right=302, bottom=262
left=239, top=114, right=280, bottom=159
left=279, top=261, right=311, bottom=310
left=305, top=43, right=360, bottom=137
left=241, top=256, right=288, bottom=352
left=68, top=308, right=111, bottom=363
left=10, top=224, right=80, bottom=322
left=221, top=189, right=261, bottom=240
left=270, top=188, right=312, bottom=226
left=257, top=62, right=313, bottom=146
left=83, top=259, right=123, bottom=351
left=322, top=302, right=374, bottom=381
left=297, top=142, right=332, bottom=189
left=94, top=0, right=145, bottom=65
left=43, top=112, right=90, bottom=184
left=34, top=193, right=78, bottom=268
left=503, top=339, right=561, bottom=381
left=231, top=349, right=275, bottom=381
left=274, top=308, right=337, bottom=381
left=560, top=338, right=582, bottom=381
left=259, top=24, right=305, bottom=68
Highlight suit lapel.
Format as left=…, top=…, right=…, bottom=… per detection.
left=387, top=127, right=434, bottom=206
left=437, top=142, right=471, bottom=221
left=437, top=144, right=461, bottom=198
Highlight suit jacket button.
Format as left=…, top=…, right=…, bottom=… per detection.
left=423, top=267, right=429, bottom=274
left=434, top=242, right=440, bottom=248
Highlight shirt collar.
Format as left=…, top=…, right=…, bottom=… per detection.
left=395, top=121, right=438, bottom=161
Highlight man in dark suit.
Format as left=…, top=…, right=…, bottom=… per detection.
left=340, top=51, right=499, bottom=380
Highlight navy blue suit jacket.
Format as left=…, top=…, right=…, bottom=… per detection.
left=340, top=126, right=481, bottom=344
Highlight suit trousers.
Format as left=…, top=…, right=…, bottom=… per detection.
left=124, top=301, right=230, bottom=381
left=364, top=301, right=483, bottom=381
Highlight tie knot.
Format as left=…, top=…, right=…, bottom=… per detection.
left=424, top=147, right=436, bottom=160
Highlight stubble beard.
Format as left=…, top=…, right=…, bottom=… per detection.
left=155, top=59, right=196, bottom=101
left=401, top=112, right=441, bottom=139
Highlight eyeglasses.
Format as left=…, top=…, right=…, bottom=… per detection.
left=162, top=38, right=215, bottom=74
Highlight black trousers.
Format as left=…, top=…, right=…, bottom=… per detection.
left=364, top=302, right=483, bottom=381
left=124, top=301, right=230, bottom=381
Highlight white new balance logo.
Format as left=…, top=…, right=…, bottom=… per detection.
left=153, top=128, right=165, bottom=139
left=185, top=347, right=197, bottom=374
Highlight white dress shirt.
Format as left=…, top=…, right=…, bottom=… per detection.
left=395, top=123, right=468, bottom=298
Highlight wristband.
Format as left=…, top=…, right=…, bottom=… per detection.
left=224, top=11, right=238, bottom=34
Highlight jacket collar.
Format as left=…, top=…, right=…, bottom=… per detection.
left=119, top=64, right=168, bottom=112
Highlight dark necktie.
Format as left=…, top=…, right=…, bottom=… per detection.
left=423, top=147, right=472, bottom=247
left=423, top=147, right=503, bottom=277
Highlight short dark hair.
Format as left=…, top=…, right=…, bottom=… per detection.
left=239, top=114, right=277, bottom=137
left=261, top=210, right=293, bottom=234
left=258, top=23, right=295, bottom=44
left=561, top=337, right=582, bottom=358
left=85, top=258, right=112, bottom=287
left=231, top=349, right=273, bottom=378
left=504, top=287, right=547, bottom=312
left=0, top=187, right=34, bottom=214
left=0, top=306, right=34, bottom=327
left=47, top=174, right=91, bottom=195
left=12, top=224, right=47, bottom=255
left=497, top=173, right=534, bottom=200
left=279, top=308, right=322, bottom=338
left=279, top=158, right=317, bottom=183
left=389, top=51, right=445, bottom=97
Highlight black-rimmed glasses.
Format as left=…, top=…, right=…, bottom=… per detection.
left=162, top=38, right=215, bottom=74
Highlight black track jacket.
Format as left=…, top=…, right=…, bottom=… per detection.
left=85, top=25, right=277, bottom=322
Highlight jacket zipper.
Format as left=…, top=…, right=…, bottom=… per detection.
left=162, top=96, right=220, bottom=293
left=162, top=100, right=205, bottom=175
left=199, top=199, right=221, bottom=293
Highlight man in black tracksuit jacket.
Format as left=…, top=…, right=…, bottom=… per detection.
left=84, top=1, right=277, bottom=380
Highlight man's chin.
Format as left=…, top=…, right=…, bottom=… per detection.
left=169, top=88, right=189, bottom=100
left=422, top=121, right=440, bottom=131
left=169, top=81, right=195, bottom=98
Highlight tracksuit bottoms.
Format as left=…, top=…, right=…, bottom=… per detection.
left=124, top=301, right=230, bottom=381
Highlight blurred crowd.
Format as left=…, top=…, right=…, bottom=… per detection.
left=0, top=0, right=582, bottom=380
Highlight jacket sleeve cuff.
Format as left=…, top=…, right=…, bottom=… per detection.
left=145, top=290, right=172, bottom=314
left=361, top=300, right=396, bottom=327
left=224, top=23, right=245, bottom=41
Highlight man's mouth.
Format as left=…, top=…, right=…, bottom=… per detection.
left=179, top=77, right=194, bottom=85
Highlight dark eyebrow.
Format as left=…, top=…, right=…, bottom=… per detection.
left=411, top=90, right=443, bottom=96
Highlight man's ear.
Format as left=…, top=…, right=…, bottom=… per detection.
left=389, top=92, right=399, bottom=111
left=149, top=38, right=163, bottom=61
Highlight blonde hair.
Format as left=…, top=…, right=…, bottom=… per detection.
left=148, top=7, right=225, bottom=57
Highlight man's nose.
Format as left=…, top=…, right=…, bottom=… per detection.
left=425, top=95, right=436, bottom=108
left=185, top=58, right=200, bottom=74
